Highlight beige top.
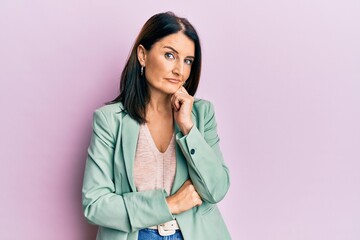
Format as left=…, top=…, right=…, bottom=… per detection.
left=134, top=123, right=176, bottom=195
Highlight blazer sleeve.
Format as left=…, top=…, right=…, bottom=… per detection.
left=82, top=109, right=174, bottom=232
left=175, top=101, right=230, bottom=204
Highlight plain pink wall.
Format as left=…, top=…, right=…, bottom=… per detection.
left=1, top=1, right=359, bottom=239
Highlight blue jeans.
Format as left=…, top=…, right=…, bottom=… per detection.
left=138, top=229, right=184, bottom=240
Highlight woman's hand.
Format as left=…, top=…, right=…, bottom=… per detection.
left=166, top=180, right=202, bottom=215
left=171, top=86, right=194, bottom=135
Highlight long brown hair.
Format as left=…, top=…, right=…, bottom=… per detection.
left=107, top=11, right=202, bottom=123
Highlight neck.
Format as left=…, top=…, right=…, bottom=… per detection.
left=147, top=89, right=172, bottom=114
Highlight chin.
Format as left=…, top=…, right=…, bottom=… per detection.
left=164, top=89, right=177, bottom=95
left=163, top=85, right=181, bottom=94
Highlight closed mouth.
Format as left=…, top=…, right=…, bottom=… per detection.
left=165, top=78, right=181, bottom=83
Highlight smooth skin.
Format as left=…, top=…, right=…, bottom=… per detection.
left=137, top=31, right=202, bottom=215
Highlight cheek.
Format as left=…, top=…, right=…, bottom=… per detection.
left=185, top=66, right=192, bottom=79
left=147, top=56, right=170, bottom=75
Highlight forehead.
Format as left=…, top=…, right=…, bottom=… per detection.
left=154, top=32, right=195, bottom=56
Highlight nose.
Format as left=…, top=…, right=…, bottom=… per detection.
left=172, top=59, right=184, bottom=77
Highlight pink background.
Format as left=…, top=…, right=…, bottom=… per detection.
left=1, top=1, right=359, bottom=239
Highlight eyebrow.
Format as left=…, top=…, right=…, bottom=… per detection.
left=164, top=46, right=195, bottom=59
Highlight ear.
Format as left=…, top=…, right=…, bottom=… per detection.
left=137, top=44, right=147, bottom=67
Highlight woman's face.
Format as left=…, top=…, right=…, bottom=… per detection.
left=138, top=31, right=195, bottom=96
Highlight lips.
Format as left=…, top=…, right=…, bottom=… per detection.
left=165, top=78, right=181, bottom=84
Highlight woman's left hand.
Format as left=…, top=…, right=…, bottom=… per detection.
left=171, top=86, right=194, bottom=135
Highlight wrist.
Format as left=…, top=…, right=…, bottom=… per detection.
left=166, top=197, right=178, bottom=215
left=179, top=122, right=193, bottom=135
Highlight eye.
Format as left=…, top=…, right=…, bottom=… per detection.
left=185, top=59, right=193, bottom=65
left=165, top=52, right=175, bottom=60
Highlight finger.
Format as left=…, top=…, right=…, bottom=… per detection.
left=177, top=85, right=184, bottom=91
left=184, top=179, right=192, bottom=185
left=172, top=95, right=183, bottom=111
left=172, top=97, right=180, bottom=111
left=170, top=94, right=180, bottom=111
left=170, top=94, right=176, bottom=110
left=175, top=89, right=193, bottom=105
left=171, top=88, right=192, bottom=112
left=181, top=179, right=192, bottom=188
left=193, top=197, right=202, bottom=206
left=179, top=86, right=188, bottom=94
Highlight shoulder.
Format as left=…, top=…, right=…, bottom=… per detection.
left=94, top=102, right=124, bottom=117
left=95, top=102, right=124, bottom=115
left=192, top=98, right=219, bottom=131
left=192, top=98, right=216, bottom=116
left=92, top=102, right=126, bottom=129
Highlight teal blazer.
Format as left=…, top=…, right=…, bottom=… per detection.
left=82, top=99, right=231, bottom=240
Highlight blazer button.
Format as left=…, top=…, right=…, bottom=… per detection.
left=190, top=149, right=195, bottom=155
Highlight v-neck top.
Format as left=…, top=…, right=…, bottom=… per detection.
left=134, top=123, right=176, bottom=195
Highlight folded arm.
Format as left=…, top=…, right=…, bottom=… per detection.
left=82, top=110, right=174, bottom=232
left=176, top=101, right=230, bottom=204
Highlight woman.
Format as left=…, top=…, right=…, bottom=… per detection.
left=82, top=12, right=231, bottom=240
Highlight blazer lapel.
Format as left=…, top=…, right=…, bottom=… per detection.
left=120, top=108, right=197, bottom=195
left=121, top=114, right=139, bottom=192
